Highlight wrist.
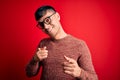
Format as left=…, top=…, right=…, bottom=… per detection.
left=33, top=55, right=39, bottom=62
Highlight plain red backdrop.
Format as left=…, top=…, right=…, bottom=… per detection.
left=0, top=0, right=120, bottom=80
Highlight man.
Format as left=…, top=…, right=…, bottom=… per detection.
left=26, top=5, right=98, bottom=80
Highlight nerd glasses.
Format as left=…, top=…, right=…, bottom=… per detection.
left=36, top=12, right=56, bottom=29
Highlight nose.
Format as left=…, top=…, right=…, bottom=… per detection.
left=44, top=23, right=50, bottom=29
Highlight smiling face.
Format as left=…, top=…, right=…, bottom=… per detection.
left=37, top=10, right=61, bottom=38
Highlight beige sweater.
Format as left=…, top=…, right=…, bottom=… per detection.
left=26, top=35, right=98, bottom=80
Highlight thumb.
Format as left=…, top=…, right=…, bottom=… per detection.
left=43, top=46, right=47, bottom=50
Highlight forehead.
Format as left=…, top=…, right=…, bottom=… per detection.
left=38, top=10, right=54, bottom=22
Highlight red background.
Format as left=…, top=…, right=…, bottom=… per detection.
left=0, top=0, right=120, bottom=80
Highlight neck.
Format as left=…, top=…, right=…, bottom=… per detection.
left=54, top=31, right=67, bottom=40
left=53, top=26, right=67, bottom=40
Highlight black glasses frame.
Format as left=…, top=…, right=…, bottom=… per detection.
left=36, top=12, right=56, bottom=29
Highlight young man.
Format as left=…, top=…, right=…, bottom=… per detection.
left=26, top=5, right=98, bottom=80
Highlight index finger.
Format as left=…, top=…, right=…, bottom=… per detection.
left=64, top=55, right=75, bottom=63
left=38, top=46, right=47, bottom=51
left=41, top=46, right=47, bottom=50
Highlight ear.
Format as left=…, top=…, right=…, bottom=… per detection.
left=56, top=12, right=60, bottom=20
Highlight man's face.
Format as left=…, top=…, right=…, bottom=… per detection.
left=37, top=10, right=60, bottom=38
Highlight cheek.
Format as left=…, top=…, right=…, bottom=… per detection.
left=51, top=20, right=59, bottom=29
left=53, top=21, right=59, bottom=27
left=50, top=22, right=56, bottom=28
left=52, top=18, right=59, bottom=24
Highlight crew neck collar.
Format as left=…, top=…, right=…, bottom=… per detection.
left=51, top=34, right=71, bottom=42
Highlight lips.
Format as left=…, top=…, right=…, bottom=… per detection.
left=49, top=26, right=54, bottom=32
left=45, top=26, right=53, bottom=34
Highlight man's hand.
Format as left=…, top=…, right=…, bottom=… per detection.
left=34, top=46, right=48, bottom=62
left=63, top=55, right=81, bottom=78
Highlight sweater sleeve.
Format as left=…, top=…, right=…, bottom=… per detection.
left=25, top=39, right=45, bottom=77
left=77, top=41, right=98, bottom=80
left=25, top=57, right=42, bottom=77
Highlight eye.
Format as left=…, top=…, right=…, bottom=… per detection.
left=44, top=18, right=51, bottom=24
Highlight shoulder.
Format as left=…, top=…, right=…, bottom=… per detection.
left=69, top=35, right=86, bottom=46
left=40, top=37, right=51, bottom=43
left=38, top=37, right=51, bottom=48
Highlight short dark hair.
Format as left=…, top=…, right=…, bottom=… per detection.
left=34, top=5, right=56, bottom=21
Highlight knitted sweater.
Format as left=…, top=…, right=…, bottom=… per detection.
left=26, top=35, right=98, bottom=80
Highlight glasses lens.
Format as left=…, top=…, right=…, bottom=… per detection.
left=37, top=22, right=44, bottom=29
left=44, top=18, right=51, bottom=24
left=37, top=13, right=54, bottom=29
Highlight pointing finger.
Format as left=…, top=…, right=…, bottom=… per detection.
left=41, top=46, right=47, bottom=50
left=38, top=48, right=41, bottom=51
left=43, top=46, right=47, bottom=50
left=64, top=55, right=75, bottom=63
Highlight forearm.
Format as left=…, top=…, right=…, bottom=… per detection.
left=77, top=68, right=98, bottom=80
left=77, top=41, right=98, bottom=80
left=25, top=57, right=41, bottom=77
